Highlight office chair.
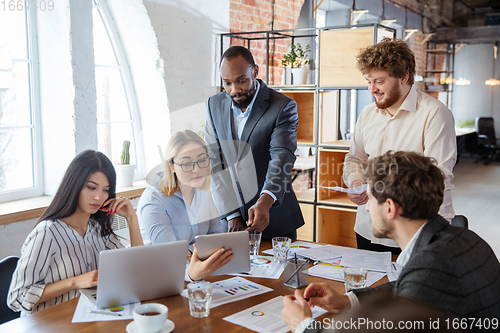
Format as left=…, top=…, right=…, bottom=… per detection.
left=475, top=117, right=500, bottom=165
left=0, top=256, right=20, bottom=324
left=451, top=215, right=468, bottom=229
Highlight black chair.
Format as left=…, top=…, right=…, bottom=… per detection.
left=0, top=256, right=20, bottom=324
left=475, top=117, right=500, bottom=165
left=451, top=215, right=468, bottom=229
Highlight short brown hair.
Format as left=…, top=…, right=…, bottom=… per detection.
left=364, top=151, right=444, bottom=220
left=356, top=37, right=416, bottom=85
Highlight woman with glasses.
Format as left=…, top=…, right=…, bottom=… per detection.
left=137, top=130, right=232, bottom=280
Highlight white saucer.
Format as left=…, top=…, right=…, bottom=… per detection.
left=126, top=319, right=175, bottom=333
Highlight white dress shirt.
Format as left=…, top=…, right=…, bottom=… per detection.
left=343, top=86, right=456, bottom=247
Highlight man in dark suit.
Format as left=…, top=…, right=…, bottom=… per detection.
left=205, top=46, right=304, bottom=239
left=281, top=151, right=500, bottom=333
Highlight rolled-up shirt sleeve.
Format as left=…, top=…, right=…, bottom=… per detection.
left=343, top=110, right=369, bottom=187
left=8, top=227, right=54, bottom=313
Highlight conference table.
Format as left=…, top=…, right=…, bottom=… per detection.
left=0, top=240, right=388, bottom=333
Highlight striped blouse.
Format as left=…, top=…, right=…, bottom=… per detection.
left=8, top=219, right=124, bottom=315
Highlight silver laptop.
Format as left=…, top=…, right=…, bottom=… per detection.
left=195, top=231, right=250, bottom=276
left=80, top=240, right=188, bottom=309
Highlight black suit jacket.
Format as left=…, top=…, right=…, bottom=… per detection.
left=205, top=79, right=304, bottom=238
left=306, top=215, right=500, bottom=333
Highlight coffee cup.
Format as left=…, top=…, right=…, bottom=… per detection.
left=133, top=303, right=168, bottom=333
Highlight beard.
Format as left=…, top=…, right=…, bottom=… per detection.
left=374, top=81, right=401, bottom=110
left=371, top=217, right=392, bottom=239
left=231, top=79, right=257, bottom=109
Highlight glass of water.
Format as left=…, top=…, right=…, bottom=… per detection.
left=343, top=267, right=368, bottom=293
left=187, top=281, right=212, bottom=318
left=272, top=237, right=291, bottom=262
left=249, top=231, right=262, bottom=256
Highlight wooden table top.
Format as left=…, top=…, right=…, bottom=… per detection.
left=0, top=240, right=388, bottom=333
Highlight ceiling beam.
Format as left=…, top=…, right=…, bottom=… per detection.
left=430, top=26, right=500, bottom=43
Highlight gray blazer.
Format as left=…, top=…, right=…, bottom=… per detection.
left=353, top=215, right=500, bottom=325
left=206, top=79, right=304, bottom=238
left=305, top=215, right=500, bottom=333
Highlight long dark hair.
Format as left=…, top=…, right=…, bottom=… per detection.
left=38, top=150, right=117, bottom=237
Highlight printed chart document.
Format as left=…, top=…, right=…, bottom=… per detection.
left=224, top=296, right=328, bottom=333
left=181, top=277, right=272, bottom=308
left=232, top=256, right=285, bottom=279
left=72, top=295, right=139, bottom=323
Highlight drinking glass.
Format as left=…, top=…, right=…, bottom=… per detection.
left=249, top=231, right=262, bottom=256
left=343, top=267, right=368, bottom=293
left=272, top=237, right=291, bottom=262
left=187, top=281, right=212, bottom=318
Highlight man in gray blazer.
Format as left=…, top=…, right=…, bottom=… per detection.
left=205, top=46, right=304, bottom=239
left=281, top=151, right=500, bottom=333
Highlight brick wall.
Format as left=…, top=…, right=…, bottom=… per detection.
left=229, top=0, right=306, bottom=85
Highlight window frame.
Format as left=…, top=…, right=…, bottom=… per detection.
left=93, top=0, right=145, bottom=180
left=0, top=3, right=43, bottom=203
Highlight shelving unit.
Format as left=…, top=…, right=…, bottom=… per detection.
left=424, top=42, right=455, bottom=108
left=220, top=24, right=395, bottom=246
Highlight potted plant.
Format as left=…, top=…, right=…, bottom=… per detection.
left=281, top=43, right=313, bottom=85
left=114, top=140, right=136, bottom=187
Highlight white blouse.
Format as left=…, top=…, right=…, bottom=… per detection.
left=8, top=219, right=123, bottom=315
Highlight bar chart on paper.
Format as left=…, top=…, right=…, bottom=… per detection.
left=182, top=277, right=272, bottom=308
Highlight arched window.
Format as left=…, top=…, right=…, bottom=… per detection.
left=93, top=0, right=144, bottom=178
left=0, top=3, right=42, bottom=203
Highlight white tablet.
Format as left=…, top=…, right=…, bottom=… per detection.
left=195, top=231, right=251, bottom=276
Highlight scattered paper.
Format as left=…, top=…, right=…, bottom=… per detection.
left=72, top=295, right=139, bottom=323
left=261, top=241, right=323, bottom=259
left=293, top=245, right=344, bottom=261
left=232, top=256, right=285, bottom=279
left=340, top=251, right=392, bottom=273
left=318, top=184, right=367, bottom=194
left=181, top=277, right=272, bottom=308
left=307, top=264, right=385, bottom=287
left=387, top=262, right=403, bottom=282
left=224, top=296, right=328, bottom=333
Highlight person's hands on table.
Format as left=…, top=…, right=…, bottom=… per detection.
left=304, top=283, right=351, bottom=313
left=282, top=289, right=313, bottom=332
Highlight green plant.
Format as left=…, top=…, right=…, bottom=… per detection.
left=280, top=43, right=312, bottom=68
left=457, top=120, right=475, bottom=128
left=121, top=140, right=131, bottom=165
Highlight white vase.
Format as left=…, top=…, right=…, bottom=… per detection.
left=291, top=67, right=310, bottom=85
left=114, top=164, right=136, bottom=187
left=282, top=66, right=292, bottom=85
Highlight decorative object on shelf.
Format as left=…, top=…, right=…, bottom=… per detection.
left=115, top=140, right=136, bottom=187
left=281, top=43, right=312, bottom=85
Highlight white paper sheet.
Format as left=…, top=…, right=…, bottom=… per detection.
left=72, top=295, right=139, bottom=323
left=232, top=256, right=286, bottom=279
left=387, top=262, right=403, bottom=282
left=261, top=241, right=323, bottom=259
left=318, top=184, right=367, bottom=194
left=223, top=296, right=328, bottom=333
left=340, top=251, right=392, bottom=273
left=181, top=277, right=272, bottom=308
left=307, top=264, right=386, bottom=287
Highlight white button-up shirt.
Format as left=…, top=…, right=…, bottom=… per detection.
left=343, top=86, right=456, bottom=247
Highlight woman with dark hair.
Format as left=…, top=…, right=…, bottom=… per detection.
left=8, top=150, right=143, bottom=315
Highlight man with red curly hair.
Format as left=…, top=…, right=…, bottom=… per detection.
left=343, top=38, right=456, bottom=254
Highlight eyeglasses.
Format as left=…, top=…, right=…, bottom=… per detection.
left=173, top=158, right=210, bottom=172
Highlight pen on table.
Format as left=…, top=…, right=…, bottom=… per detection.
left=87, top=309, right=122, bottom=316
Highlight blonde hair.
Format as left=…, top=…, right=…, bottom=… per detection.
left=159, top=130, right=211, bottom=196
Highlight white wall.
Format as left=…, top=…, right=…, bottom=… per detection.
left=143, top=0, right=230, bottom=135
left=452, top=44, right=500, bottom=134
